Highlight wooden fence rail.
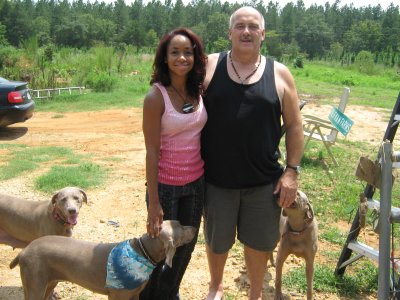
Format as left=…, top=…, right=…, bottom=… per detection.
left=30, top=86, right=86, bottom=99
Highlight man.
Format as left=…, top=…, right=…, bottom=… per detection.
left=201, top=6, right=304, bottom=300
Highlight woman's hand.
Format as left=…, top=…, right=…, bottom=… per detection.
left=147, top=200, right=164, bottom=238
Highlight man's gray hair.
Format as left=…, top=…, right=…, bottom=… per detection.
left=229, top=6, right=265, bottom=30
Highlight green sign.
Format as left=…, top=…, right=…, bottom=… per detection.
left=329, top=107, right=354, bottom=136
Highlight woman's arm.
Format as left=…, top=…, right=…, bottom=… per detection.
left=142, top=85, right=165, bottom=237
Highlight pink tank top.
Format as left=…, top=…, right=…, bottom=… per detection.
left=154, top=83, right=207, bottom=185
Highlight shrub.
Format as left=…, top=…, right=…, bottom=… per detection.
left=355, top=51, right=375, bottom=75
left=85, top=71, right=117, bottom=92
left=294, top=56, right=304, bottom=68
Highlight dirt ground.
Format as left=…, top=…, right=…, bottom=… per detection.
left=0, top=101, right=391, bottom=300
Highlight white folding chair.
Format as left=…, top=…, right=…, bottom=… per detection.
left=303, top=87, right=351, bottom=166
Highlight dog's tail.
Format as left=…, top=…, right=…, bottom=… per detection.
left=9, top=254, right=20, bottom=269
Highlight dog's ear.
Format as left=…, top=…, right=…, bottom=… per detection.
left=306, top=203, right=314, bottom=221
left=163, top=238, right=176, bottom=268
left=78, top=188, right=87, bottom=203
left=51, top=191, right=60, bottom=204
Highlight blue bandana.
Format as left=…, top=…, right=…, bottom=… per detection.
left=105, top=240, right=156, bottom=289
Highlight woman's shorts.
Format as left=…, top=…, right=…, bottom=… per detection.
left=203, top=182, right=281, bottom=253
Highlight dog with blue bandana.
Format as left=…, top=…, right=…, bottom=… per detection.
left=10, top=220, right=196, bottom=300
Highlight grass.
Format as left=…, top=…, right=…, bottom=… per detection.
left=283, top=262, right=378, bottom=298
left=320, top=226, right=347, bottom=245
left=290, top=61, right=399, bottom=109
left=0, top=144, right=107, bottom=194
left=35, top=162, right=106, bottom=193
left=34, top=74, right=150, bottom=113
left=33, top=59, right=400, bottom=113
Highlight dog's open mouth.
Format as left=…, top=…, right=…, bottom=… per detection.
left=68, top=214, right=78, bottom=225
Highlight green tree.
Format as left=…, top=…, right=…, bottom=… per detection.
left=54, top=20, right=89, bottom=48
left=33, top=16, right=51, bottom=46
left=381, top=4, right=400, bottom=52
left=212, top=37, right=230, bottom=52
left=343, top=20, right=382, bottom=53
left=295, top=13, right=333, bottom=59
left=280, top=3, right=297, bottom=44
left=0, top=22, right=8, bottom=46
left=120, top=20, right=146, bottom=49
left=2, top=0, right=33, bottom=46
left=265, top=1, right=279, bottom=31
left=114, top=0, right=129, bottom=34
left=204, top=12, right=229, bottom=50
left=169, top=0, right=185, bottom=29
left=329, top=42, right=344, bottom=61
left=145, top=29, right=159, bottom=48
left=265, top=30, right=282, bottom=59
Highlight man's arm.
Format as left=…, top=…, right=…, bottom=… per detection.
left=274, top=61, right=304, bottom=207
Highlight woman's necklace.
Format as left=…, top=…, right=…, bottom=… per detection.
left=229, top=51, right=262, bottom=84
left=170, top=85, right=194, bottom=114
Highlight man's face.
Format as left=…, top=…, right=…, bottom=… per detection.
left=229, top=9, right=265, bottom=51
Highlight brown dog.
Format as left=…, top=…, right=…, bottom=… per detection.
left=10, top=220, right=196, bottom=300
left=0, top=187, right=87, bottom=248
left=275, top=190, right=318, bottom=300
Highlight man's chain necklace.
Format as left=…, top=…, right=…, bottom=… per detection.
left=229, top=51, right=261, bottom=84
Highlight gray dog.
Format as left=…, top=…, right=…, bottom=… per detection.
left=0, top=187, right=87, bottom=248
left=274, top=190, right=318, bottom=300
left=10, top=220, right=196, bottom=300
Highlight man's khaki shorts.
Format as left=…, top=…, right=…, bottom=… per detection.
left=203, top=182, right=281, bottom=253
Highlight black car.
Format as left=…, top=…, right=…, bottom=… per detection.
left=0, top=77, right=35, bottom=127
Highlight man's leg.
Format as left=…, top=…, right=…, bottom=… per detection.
left=244, top=245, right=269, bottom=300
left=205, top=244, right=228, bottom=300
left=239, top=184, right=281, bottom=299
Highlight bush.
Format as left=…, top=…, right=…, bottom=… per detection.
left=85, top=71, right=117, bottom=92
left=294, top=56, right=304, bottom=68
left=355, top=51, right=374, bottom=75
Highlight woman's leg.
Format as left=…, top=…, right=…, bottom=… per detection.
left=140, top=177, right=204, bottom=300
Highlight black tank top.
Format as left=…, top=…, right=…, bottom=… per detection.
left=201, top=52, right=283, bottom=188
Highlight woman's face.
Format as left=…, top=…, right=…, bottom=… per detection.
left=166, top=34, right=194, bottom=79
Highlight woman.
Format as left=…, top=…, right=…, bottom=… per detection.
left=140, top=28, right=207, bottom=300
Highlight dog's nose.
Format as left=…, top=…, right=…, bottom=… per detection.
left=68, top=208, right=77, bottom=214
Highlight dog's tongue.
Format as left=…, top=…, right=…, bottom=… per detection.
left=68, top=215, right=78, bottom=225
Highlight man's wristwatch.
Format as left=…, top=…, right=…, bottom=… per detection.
left=285, top=164, right=301, bottom=175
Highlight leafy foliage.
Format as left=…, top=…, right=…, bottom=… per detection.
left=85, top=71, right=117, bottom=92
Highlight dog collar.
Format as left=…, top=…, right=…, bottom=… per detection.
left=287, top=216, right=313, bottom=235
left=137, top=237, right=157, bottom=266
left=52, top=205, right=75, bottom=228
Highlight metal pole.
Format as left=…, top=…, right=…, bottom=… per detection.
left=378, top=141, right=393, bottom=299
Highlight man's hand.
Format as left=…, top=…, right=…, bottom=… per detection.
left=274, top=169, right=298, bottom=208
